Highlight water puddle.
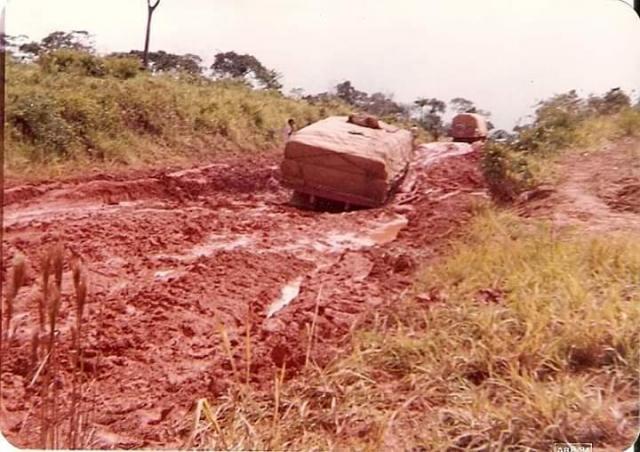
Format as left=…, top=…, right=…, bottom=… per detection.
left=264, top=215, right=409, bottom=257
left=415, top=142, right=473, bottom=168
left=313, top=233, right=376, bottom=253
left=366, top=215, right=409, bottom=245
left=3, top=200, right=167, bottom=227
left=154, top=215, right=407, bottom=264
left=167, top=163, right=230, bottom=179
left=309, top=214, right=408, bottom=252
left=266, top=277, right=303, bottom=318
left=4, top=203, right=105, bottom=227
left=191, top=235, right=254, bottom=257
left=154, top=270, right=177, bottom=281
left=154, top=234, right=256, bottom=262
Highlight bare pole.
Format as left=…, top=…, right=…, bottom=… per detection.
left=143, top=0, right=161, bottom=68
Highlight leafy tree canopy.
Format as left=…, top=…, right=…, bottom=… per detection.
left=211, top=51, right=282, bottom=90
left=110, top=50, right=203, bottom=75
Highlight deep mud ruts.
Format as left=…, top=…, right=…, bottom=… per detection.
left=1, top=144, right=485, bottom=448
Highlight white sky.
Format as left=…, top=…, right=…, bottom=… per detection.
left=5, top=0, right=640, bottom=130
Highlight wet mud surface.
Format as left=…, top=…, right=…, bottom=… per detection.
left=1, top=143, right=485, bottom=448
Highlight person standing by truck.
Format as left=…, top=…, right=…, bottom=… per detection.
left=410, top=125, right=419, bottom=148
left=283, top=118, right=296, bottom=143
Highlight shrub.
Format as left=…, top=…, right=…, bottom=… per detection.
left=615, top=108, right=640, bottom=137
left=104, top=56, right=141, bottom=80
left=7, top=93, right=75, bottom=157
left=38, top=49, right=107, bottom=77
left=482, top=141, right=534, bottom=202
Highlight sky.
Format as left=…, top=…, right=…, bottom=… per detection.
left=4, top=0, right=640, bottom=130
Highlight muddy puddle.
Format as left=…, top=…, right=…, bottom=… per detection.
left=266, top=277, right=304, bottom=318
left=415, top=142, right=474, bottom=167
left=155, top=215, right=409, bottom=264
left=3, top=200, right=175, bottom=228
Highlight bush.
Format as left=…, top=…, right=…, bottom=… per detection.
left=489, top=89, right=639, bottom=203
left=38, top=49, right=107, bottom=77
left=615, top=108, right=640, bottom=137
left=104, top=56, right=141, bottom=80
left=482, top=141, right=534, bottom=202
left=7, top=93, right=75, bottom=156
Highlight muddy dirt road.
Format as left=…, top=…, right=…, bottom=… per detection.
left=520, top=138, right=640, bottom=233
left=1, top=143, right=485, bottom=449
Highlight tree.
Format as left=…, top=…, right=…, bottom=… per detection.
left=335, top=80, right=367, bottom=106
left=143, top=0, right=161, bottom=68
left=211, top=51, right=282, bottom=90
left=1, top=34, right=19, bottom=53
left=361, top=92, right=406, bottom=117
left=117, top=50, right=201, bottom=74
left=0, top=34, right=35, bottom=60
left=41, top=30, right=94, bottom=53
left=450, top=97, right=476, bottom=114
left=18, top=41, right=42, bottom=58
left=414, top=98, right=446, bottom=139
left=587, top=88, right=631, bottom=115
left=329, top=81, right=407, bottom=117
left=451, top=97, right=490, bottom=116
left=5, top=31, right=94, bottom=61
left=415, top=97, right=446, bottom=115
left=532, top=90, right=587, bottom=129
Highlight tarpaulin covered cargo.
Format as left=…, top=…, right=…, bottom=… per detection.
left=280, top=116, right=413, bottom=207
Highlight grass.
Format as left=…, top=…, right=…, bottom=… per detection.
left=5, top=57, right=350, bottom=180
left=1, top=244, right=94, bottom=449
left=186, top=208, right=639, bottom=450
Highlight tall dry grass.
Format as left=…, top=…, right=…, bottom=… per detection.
left=2, top=243, right=94, bottom=449
left=1, top=254, right=26, bottom=411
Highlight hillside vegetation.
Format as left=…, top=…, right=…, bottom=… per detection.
left=4, top=29, right=495, bottom=180
left=5, top=53, right=350, bottom=178
left=483, top=88, right=640, bottom=201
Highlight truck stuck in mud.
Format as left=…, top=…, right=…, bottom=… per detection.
left=279, top=115, right=414, bottom=208
left=450, top=113, right=489, bottom=143
left=279, top=114, right=488, bottom=209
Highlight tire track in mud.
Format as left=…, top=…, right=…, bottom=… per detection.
left=1, top=143, right=485, bottom=449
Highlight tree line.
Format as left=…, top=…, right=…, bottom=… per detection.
left=1, top=0, right=502, bottom=137
left=2, top=28, right=499, bottom=137
left=4, top=27, right=635, bottom=141
left=3, top=0, right=638, bottom=138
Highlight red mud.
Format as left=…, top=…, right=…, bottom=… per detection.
left=1, top=144, right=485, bottom=449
